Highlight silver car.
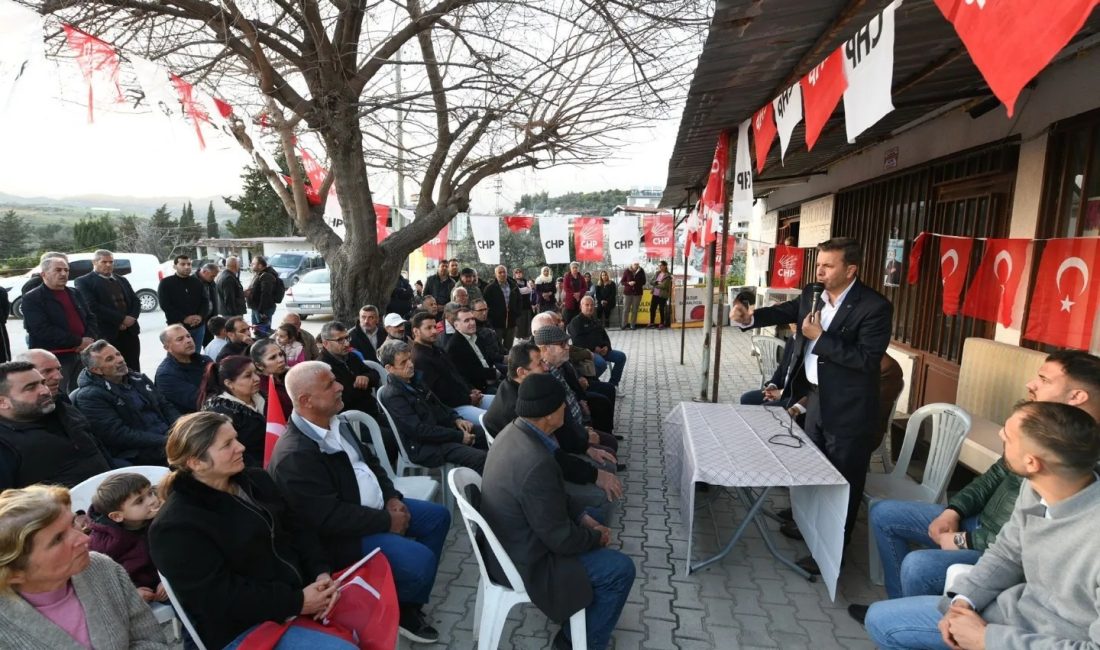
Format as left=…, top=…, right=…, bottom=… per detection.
left=283, top=268, right=332, bottom=317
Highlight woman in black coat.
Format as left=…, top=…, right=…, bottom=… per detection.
left=203, top=355, right=267, bottom=467
left=148, top=412, right=349, bottom=650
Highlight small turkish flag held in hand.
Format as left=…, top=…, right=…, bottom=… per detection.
left=961, top=239, right=1031, bottom=327
left=1024, top=238, right=1100, bottom=350
left=938, top=236, right=974, bottom=317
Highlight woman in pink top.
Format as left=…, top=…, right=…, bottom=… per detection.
left=0, top=485, right=169, bottom=649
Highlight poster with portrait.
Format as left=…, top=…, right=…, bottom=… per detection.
left=884, top=238, right=905, bottom=287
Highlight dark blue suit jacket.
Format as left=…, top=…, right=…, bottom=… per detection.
left=22, top=285, right=99, bottom=353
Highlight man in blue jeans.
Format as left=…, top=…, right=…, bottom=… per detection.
left=850, top=350, right=1100, bottom=624
left=269, top=361, right=450, bottom=644
left=864, top=401, right=1100, bottom=649
left=481, top=373, right=635, bottom=650
left=568, top=296, right=628, bottom=387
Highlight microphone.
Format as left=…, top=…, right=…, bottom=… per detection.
left=807, top=282, right=824, bottom=314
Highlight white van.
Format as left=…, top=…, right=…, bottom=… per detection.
left=1, top=252, right=163, bottom=318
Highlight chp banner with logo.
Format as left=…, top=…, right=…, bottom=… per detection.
left=800, top=48, right=847, bottom=151
left=770, top=244, right=803, bottom=289
left=938, top=235, right=974, bottom=316
left=934, top=0, right=1100, bottom=117
left=644, top=213, right=674, bottom=259
left=421, top=224, right=449, bottom=261
left=961, top=238, right=1031, bottom=327
left=752, top=104, right=777, bottom=174
left=469, top=215, right=501, bottom=265
left=1024, top=237, right=1100, bottom=350
left=842, top=0, right=900, bottom=143
left=608, top=216, right=640, bottom=266
left=574, top=217, right=605, bottom=263
left=539, top=216, right=571, bottom=264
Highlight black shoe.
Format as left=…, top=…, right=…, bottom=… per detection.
left=399, top=609, right=440, bottom=644
left=779, top=520, right=804, bottom=541
left=552, top=628, right=572, bottom=650
left=775, top=507, right=794, bottom=522
left=847, top=604, right=869, bottom=625
left=795, top=555, right=821, bottom=576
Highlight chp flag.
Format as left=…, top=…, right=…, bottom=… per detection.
left=772, top=82, right=803, bottom=165
left=263, top=375, right=288, bottom=468
left=732, top=119, right=754, bottom=219
left=961, top=238, right=1031, bottom=327
left=421, top=224, right=449, bottom=261
left=690, top=132, right=730, bottom=256
left=842, top=0, right=900, bottom=143
left=1024, top=238, right=1100, bottom=350
left=608, top=216, right=640, bottom=266
left=574, top=217, right=605, bottom=263
left=469, top=216, right=501, bottom=264
left=539, top=216, right=571, bottom=264
left=751, top=103, right=777, bottom=174
left=934, top=0, right=1100, bottom=117
left=770, top=244, right=803, bottom=289
left=643, top=213, right=674, bottom=259
left=938, top=235, right=974, bottom=316
left=800, top=48, right=847, bottom=151
left=62, top=24, right=124, bottom=123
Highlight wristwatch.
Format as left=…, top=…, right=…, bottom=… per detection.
left=953, top=532, right=968, bottom=549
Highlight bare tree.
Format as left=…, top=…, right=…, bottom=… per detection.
left=30, top=0, right=704, bottom=321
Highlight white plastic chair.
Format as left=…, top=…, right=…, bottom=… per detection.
left=448, top=468, right=587, bottom=650
left=376, top=399, right=452, bottom=510
left=478, top=412, right=495, bottom=447
left=158, top=572, right=207, bottom=650
left=68, top=467, right=180, bottom=631
left=365, top=359, right=389, bottom=386
left=750, top=335, right=785, bottom=388
left=342, top=410, right=439, bottom=502
left=870, top=393, right=903, bottom=472
left=864, top=403, right=972, bottom=585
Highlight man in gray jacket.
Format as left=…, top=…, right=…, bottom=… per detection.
left=865, top=400, right=1100, bottom=649
left=481, top=373, right=635, bottom=650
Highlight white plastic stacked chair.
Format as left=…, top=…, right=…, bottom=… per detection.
left=749, top=335, right=785, bottom=389
left=342, top=410, right=439, bottom=502
left=377, top=400, right=452, bottom=510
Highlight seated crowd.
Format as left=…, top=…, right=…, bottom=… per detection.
left=0, top=253, right=636, bottom=650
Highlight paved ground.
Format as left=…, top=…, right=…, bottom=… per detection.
left=6, top=310, right=887, bottom=649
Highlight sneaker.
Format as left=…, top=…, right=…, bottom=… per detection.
left=399, top=610, right=440, bottom=644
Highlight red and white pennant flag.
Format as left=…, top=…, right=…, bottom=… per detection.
left=263, top=375, right=287, bottom=468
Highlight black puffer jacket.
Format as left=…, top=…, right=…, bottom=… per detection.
left=149, top=469, right=329, bottom=650
left=203, top=394, right=267, bottom=467
left=69, top=369, right=179, bottom=463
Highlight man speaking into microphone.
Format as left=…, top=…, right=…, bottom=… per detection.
left=730, top=237, right=892, bottom=572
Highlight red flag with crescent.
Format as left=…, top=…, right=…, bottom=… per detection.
left=503, top=215, right=535, bottom=233
left=1024, top=238, right=1100, bottom=350
left=961, top=239, right=1031, bottom=326
left=907, top=232, right=929, bottom=285
left=938, top=236, right=974, bottom=316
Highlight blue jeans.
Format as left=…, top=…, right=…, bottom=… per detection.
left=901, top=548, right=983, bottom=597
left=870, top=499, right=980, bottom=599
left=251, top=307, right=277, bottom=334
left=593, top=350, right=627, bottom=387
left=865, top=595, right=950, bottom=649
left=360, top=498, right=450, bottom=604
left=565, top=548, right=636, bottom=650
left=454, top=394, right=494, bottom=423
left=226, top=624, right=357, bottom=649
left=188, top=325, right=206, bottom=351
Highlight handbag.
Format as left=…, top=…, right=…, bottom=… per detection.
left=236, top=549, right=399, bottom=650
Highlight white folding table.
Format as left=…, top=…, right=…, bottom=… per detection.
left=664, top=402, right=850, bottom=600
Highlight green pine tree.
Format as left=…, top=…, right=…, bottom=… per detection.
left=0, top=210, right=29, bottom=259
left=225, top=162, right=297, bottom=237
left=73, top=214, right=118, bottom=251
left=206, top=201, right=220, bottom=238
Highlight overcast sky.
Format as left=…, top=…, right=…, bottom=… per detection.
left=0, top=63, right=681, bottom=211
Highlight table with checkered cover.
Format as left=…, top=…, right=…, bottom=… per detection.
left=664, top=402, right=849, bottom=600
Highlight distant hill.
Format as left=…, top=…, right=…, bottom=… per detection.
left=0, top=191, right=239, bottom=224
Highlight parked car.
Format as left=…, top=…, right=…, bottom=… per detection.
left=0, top=252, right=162, bottom=318
left=267, top=251, right=326, bottom=287
left=284, top=268, right=332, bottom=318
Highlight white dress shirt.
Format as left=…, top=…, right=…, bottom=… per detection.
left=300, top=415, right=385, bottom=509
left=463, top=332, right=490, bottom=368
left=803, top=280, right=856, bottom=386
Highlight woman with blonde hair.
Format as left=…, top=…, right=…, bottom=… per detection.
left=594, top=270, right=617, bottom=327
left=149, top=412, right=349, bottom=649
left=0, top=485, right=168, bottom=649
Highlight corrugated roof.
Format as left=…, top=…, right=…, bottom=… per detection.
left=661, top=0, right=1100, bottom=208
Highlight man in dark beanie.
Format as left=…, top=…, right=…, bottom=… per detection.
left=481, top=372, right=635, bottom=650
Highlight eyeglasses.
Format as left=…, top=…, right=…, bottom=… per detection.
left=325, top=335, right=351, bottom=343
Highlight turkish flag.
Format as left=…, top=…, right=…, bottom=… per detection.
left=503, top=215, right=534, bottom=232
left=934, top=0, right=1099, bottom=117
left=374, top=204, right=390, bottom=242
left=422, top=224, right=449, bottom=260
left=263, top=375, right=287, bottom=468
left=298, top=148, right=328, bottom=206
left=800, top=48, right=848, bottom=151
left=1024, top=238, right=1100, bottom=350
left=752, top=103, right=777, bottom=173
left=644, top=213, right=674, bottom=259
left=698, top=131, right=730, bottom=246
left=961, top=239, right=1031, bottom=326
left=908, top=232, right=929, bottom=285
left=574, top=217, right=604, bottom=262
left=770, top=245, right=803, bottom=289
left=938, top=236, right=974, bottom=316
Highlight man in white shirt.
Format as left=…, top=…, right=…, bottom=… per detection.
left=267, top=361, right=450, bottom=644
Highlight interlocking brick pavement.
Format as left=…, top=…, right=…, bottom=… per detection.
left=421, top=324, right=884, bottom=649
